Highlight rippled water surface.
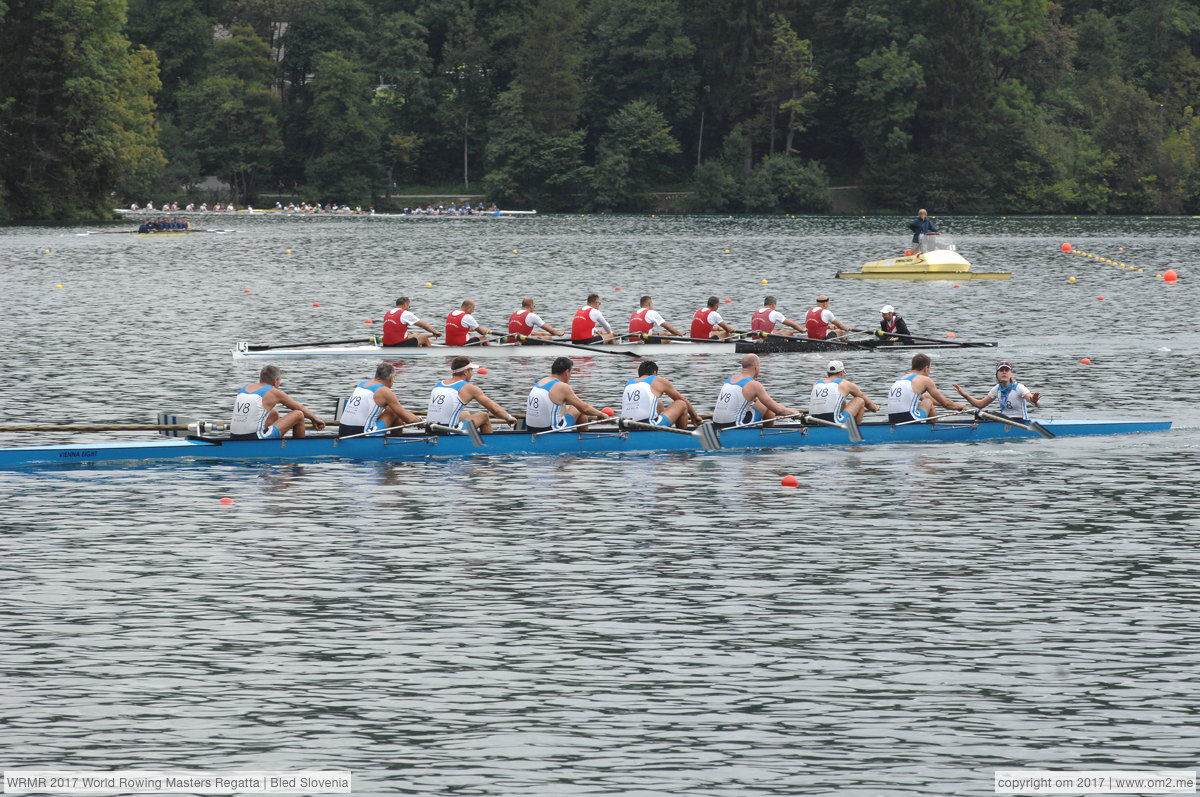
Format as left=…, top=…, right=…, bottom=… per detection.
left=2, top=214, right=1198, bottom=795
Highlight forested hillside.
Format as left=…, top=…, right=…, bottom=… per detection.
left=1, top=0, right=1198, bottom=219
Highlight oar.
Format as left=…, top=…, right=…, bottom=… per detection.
left=514, top=334, right=642, bottom=358
left=245, top=337, right=378, bottom=352
left=892, top=409, right=977, bottom=426
left=621, top=333, right=742, bottom=345
left=336, top=421, right=427, bottom=440
left=531, top=417, right=619, bottom=437
left=428, top=422, right=484, bottom=446
left=850, top=328, right=996, bottom=348
left=723, top=412, right=864, bottom=443
left=620, top=419, right=721, bottom=451
left=976, top=410, right=1055, bottom=439
left=0, top=423, right=194, bottom=432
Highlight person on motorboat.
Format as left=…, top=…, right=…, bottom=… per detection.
left=952, top=362, right=1042, bottom=421
left=907, top=208, right=938, bottom=247
left=879, top=305, right=912, bottom=343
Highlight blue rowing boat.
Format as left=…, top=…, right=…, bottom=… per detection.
left=0, top=418, right=1171, bottom=467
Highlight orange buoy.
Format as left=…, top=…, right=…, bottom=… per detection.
left=614, top=286, right=622, bottom=291
left=1080, top=358, right=1092, bottom=364
left=724, top=298, right=732, bottom=303
left=1097, top=296, right=1104, bottom=301
left=1061, top=242, right=1071, bottom=252
left=1164, top=269, right=1179, bottom=283
left=601, top=407, right=614, bottom=417
left=243, top=289, right=251, bottom=293
left=313, top=302, right=321, bottom=307
left=365, top=318, right=374, bottom=324
left=946, top=332, right=956, bottom=339
left=477, top=366, right=489, bottom=375
left=219, top=497, right=234, bottom=505
left=780, top=474, right=799, bottom=487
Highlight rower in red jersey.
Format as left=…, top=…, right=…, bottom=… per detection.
left=628, top=295, right=685, bottom=343
left=691, top=296, right=738, bottom=339
left=382, top=297, right=439, bottom=347
left=571, top=293, right=617, bottom=343
left=445, top=299, right=492, bottom=346
left=804, top=295, right=852, bottom=340
left=508, top=297, right=563, bottom=343
left=750, top=296, right=804, bottom=337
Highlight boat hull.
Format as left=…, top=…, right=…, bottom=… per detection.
left=735, top=338, right=995, bottom=353
left=0, top=419, right=1171, bottom=467
left=233, top=340, right=739, bottom=359
left=862, top=250, right=971, bottom=272
left=836, top=270, right=1011, bottom=280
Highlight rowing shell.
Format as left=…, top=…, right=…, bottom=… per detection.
left=232, top=337, right=992, bottom=359
left=233, top=340, right=737, bottom=359
left=0, top=419, right=1171, bottom=467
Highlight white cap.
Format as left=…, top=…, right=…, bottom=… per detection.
left=827, top=360, right=845, bottom=374
left=880, top=304, right=895, bottom=314
left=451, top=361, right=480, bottom=373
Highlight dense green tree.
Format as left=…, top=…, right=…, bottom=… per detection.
left=484, top=88, right=591, bottom=209
left=305, top=51, right=382, bottom=201
left=591, top=101, right=681, bottom=210
left=752, top=14, right=817, bottom=156
left=126, top=0, right=215, bottom=113
left=0, top=0, right=165, bottom=218
left=512, top=0, right=585, bottom=136
left=176, top=26, right=281, bottom=202
left=743, top=155, right=832, bottom=213
left=434, top=8, right=492, bottom=189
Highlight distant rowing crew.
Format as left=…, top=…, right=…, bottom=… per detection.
left=381, top=294, right=918, bottom=348
left=229, top=353, right=1042, bottom=442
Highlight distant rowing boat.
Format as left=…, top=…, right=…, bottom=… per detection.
left=0, top=418, right=1171, bottom=468
left=232, top=335, right=993, bottom=359
left=114, top=208, right=537, bottom=218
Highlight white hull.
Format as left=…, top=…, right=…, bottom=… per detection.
left=232, top=340, right=737, bottom=360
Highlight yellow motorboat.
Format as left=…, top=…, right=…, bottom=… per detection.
left=837, top=233, right=1011, bottom=280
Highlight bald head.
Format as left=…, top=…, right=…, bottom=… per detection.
left=740, top=353, right=760, bottom=370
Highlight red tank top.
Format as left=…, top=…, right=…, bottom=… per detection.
left=805, top=307, right=828, bottom=339
left=382, top=307, right=410, bottom=344
left=445, top=309, right=470, bottom=346
left=882, top=316, right=898, bottom=333
left=691, top=307, right=715, bottom=339
left=629, top=307, right=654, bottom=334
left=572, top=307, right=596, bottom=341
left=509, top=309, right=533, bottom=335
left=751, top=307, right=777, bottom=333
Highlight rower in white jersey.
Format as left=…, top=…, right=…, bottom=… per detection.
left=230, top=364, right=325, bottom=440
left=621, top=360, right=703, bottom=429
left=525, top=357, right=607, bottom=433
left=952, top=361, right=1042, bottom=420
left=887, top=352, right=967, bottom=424
left=711, top=353, right=800, bottom=429
left=337, top=361, right=422, bottom=437
left=428, top=356, right=517, bottom=434
left=809, top=360, right=880, bottom=424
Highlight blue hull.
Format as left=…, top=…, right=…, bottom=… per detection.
left=0, top=419, right=1172, bottom=467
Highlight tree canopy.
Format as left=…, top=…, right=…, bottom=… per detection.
left=2, top=0, right=1200, bottom=218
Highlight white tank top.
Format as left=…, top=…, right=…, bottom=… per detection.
left=810, top=378, right=846, bottom=420
left=428, top=380, right=467, bottom=426
left=621, top=375, right=661, bottom=421
left=341, top=381, right=384, bottom=430
left=713, top=376, right=754, bottom=424
left=888, top=373, right=922, bottom=417
left=991, top=382, right=1029, bottom=420
left=231, top=384, right=271, bottom=436
left=526, top=378, right=567, bottom=428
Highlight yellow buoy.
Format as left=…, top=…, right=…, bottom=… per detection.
left=425, top=282, right=432, bottom=287
left=724, top=249, right=731, bottom=253
left=1068, top=277, right=1076, bottom=283
left=284, top=249, right=292, bottom=254
left=761, top=279, right=768, bottom=284
left=55, top=284, right=63, bottom=289
left=512, top=249, right=518, bottom=254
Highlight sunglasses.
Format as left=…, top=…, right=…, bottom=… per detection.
left=996, top=361, right=1013, bottom=370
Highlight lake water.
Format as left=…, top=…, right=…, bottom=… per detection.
left=1, top=214, right=1197, bottom=796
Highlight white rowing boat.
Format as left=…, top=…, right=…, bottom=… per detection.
left=232, top=339, right=736, bottom=359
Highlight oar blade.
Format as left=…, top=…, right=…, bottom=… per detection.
left=1029, top=420, right=1056, bottom=439
left=696, top=421, right=722, bottom=451
left=844, top=414, right=863, bottom=443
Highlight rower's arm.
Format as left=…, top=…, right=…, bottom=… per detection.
left=468, top=386, right=516, bottom=424
left=847, top=383, right=879, bottom=412
left=541, top=323, right=564, bottom=336
left=417, top=320, right=441, bottom=337
left=928, top=383, right=966, bottom=411
left=563, top=386, right=605, bottom=419
left=784, top=318, right=805, bottom=333
left=384, top=391, right=422, bottom=424
left=833, top=319, right=853, bottom=331
left=659, top=378, right=702, bottom=423
left=751, top=383, right=794, bottom=417
left=662, top=322, right=685, bottom=337
left=719, top=321, right=737, bottom=334
left=274, top=388, right=326, bottom=428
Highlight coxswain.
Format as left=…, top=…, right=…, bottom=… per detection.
left=621, top=360, right=703, bottom=429
left=428, top=357, right=517, bottom=433
left=810, top=360, right=879, bottom=425
left=628, top=295, right=685, bottom=343
left=446, top=299, right=492, bottom=346
left=691, top=296, right=738, bottom=339
left=887, top=353, right=967, bottom=424
left=750, top=296, right=804, bottom=337
left=879, top=304, right=912, bottom=343
left=571, top=293, right=617, bottom=343
left=230, top=364, right=325, bottom=440
left=508, top=297, right=563, bottom=342
left=711, top=353, right=800, bottom=429
left=952, top=361, right=1042, bottom=420
left=337, top=361, right=422, bottom=437
left=383, top=297, right=439, bottom=347
left=525, top=357, right=607, bottom=433
left=805, top=295, right=852, bottom=340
